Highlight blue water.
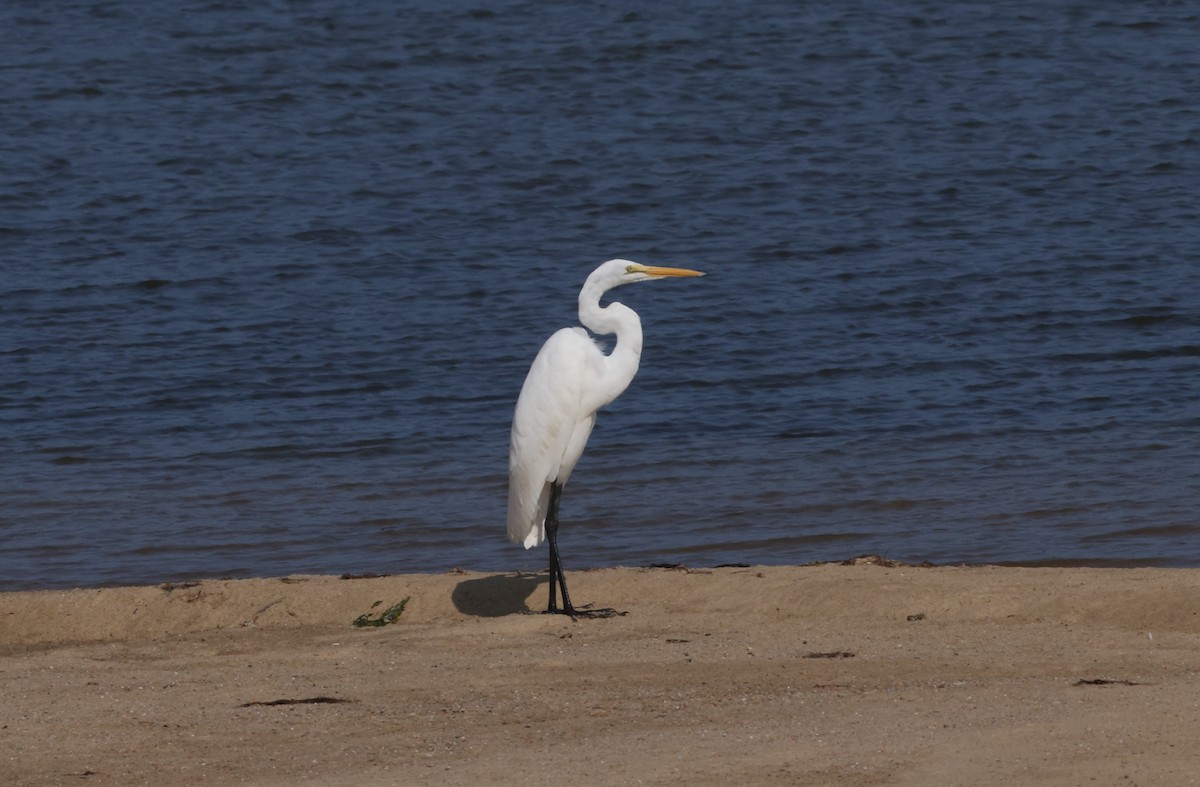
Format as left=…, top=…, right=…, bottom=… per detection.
left=2, top=2, right=1198, bottom=590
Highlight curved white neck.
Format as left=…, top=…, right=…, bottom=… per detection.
left=578, top=279, right=643, bottom=405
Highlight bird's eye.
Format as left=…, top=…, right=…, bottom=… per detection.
left=624, top=265, right=637, bottom=274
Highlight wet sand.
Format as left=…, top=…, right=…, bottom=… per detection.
left=2, top=561, right=1198, bottom=785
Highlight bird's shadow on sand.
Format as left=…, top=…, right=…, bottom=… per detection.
left=451, top=573, right=544, bottom=617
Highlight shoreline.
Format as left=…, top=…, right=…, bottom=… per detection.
left=3, top=563, right=1199, bottom=785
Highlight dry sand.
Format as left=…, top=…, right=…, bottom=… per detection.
left=2, top=560, right=1198, bottom=786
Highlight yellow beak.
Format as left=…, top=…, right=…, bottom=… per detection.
left=639, top=265, right=706, bottom=278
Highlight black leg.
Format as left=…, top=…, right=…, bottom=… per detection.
left=545, top=483, right=564, bottom=613
left=543, top=483, right=622, bottom=619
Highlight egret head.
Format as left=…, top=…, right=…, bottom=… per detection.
left=595, top=259, right=706, bottom=288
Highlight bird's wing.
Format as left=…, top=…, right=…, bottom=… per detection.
left=507, top=328, right=599, bottom=548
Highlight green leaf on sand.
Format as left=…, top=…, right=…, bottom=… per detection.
left=352, top=597, right=411, bottom=627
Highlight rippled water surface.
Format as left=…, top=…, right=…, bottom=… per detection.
left=2, top=2, right=1198, bottom=589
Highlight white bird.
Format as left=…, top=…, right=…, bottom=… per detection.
left=507, top=259, right=705, bottom=617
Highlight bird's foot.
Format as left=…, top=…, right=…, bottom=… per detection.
left=545, top=604, right=626, bottom=620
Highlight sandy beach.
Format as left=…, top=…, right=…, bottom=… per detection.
left=2, top=561, right=1198, bottom=785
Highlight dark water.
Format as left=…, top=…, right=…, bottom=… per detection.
left=2, top=2, right=1198, bottom=590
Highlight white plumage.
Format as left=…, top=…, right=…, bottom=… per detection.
left=506, top=259, right=704, bottom=616
left=507, top=327, right=601, bottom=548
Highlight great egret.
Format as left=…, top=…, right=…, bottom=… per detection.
left=507, top=259, right=705, bottom=617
